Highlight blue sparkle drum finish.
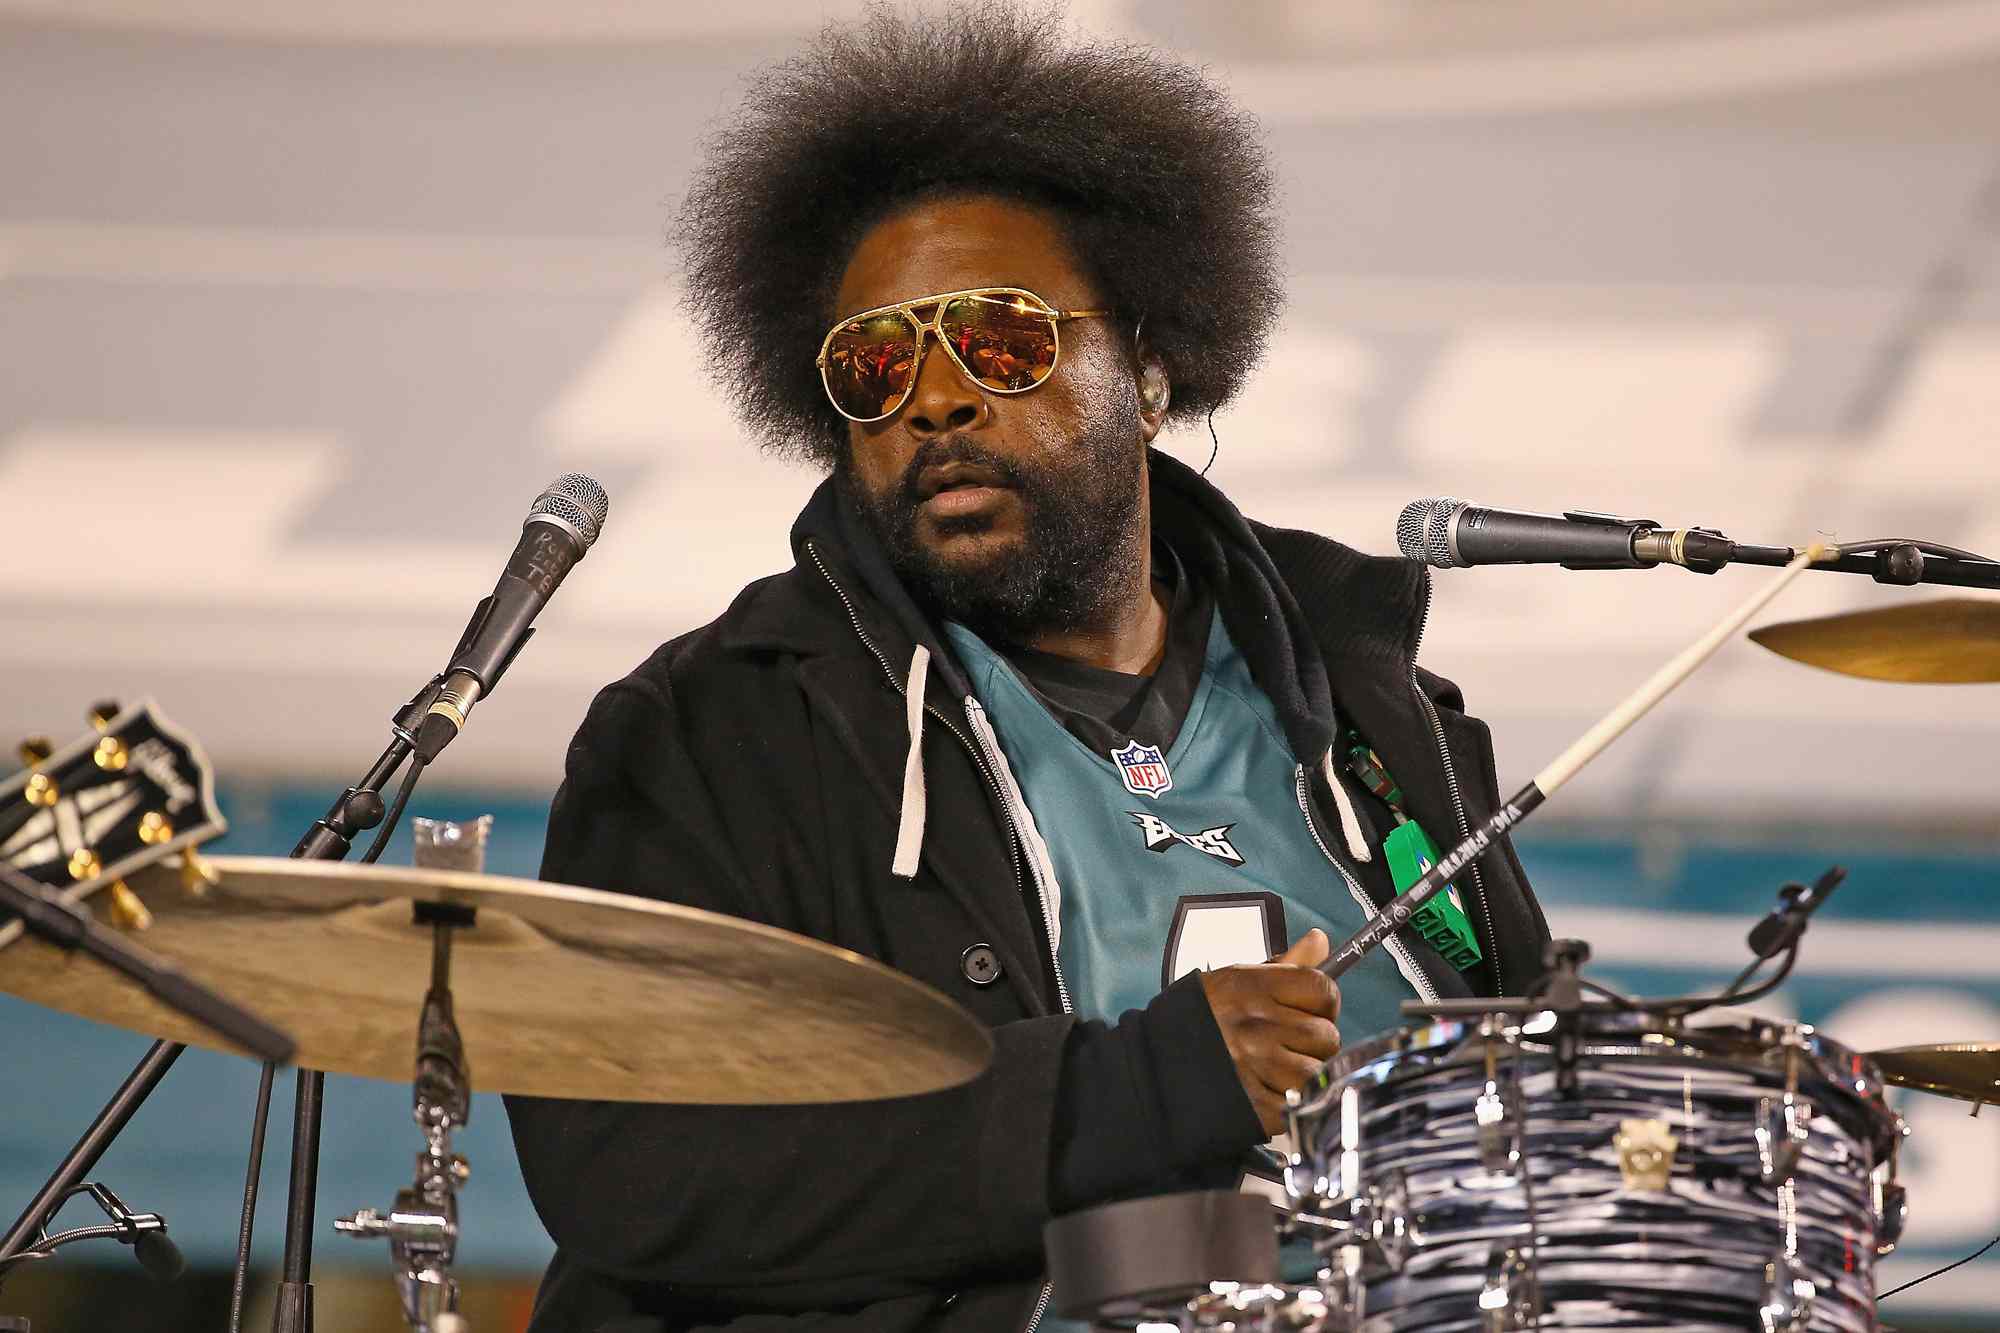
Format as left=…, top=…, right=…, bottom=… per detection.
left=1285, top=1012, right=1905, bottom=1331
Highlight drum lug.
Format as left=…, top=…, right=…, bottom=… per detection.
left=1758, top=1250, right=1817, bottom=1332
left=1331, top=1171, right=1413, bottom=1274
left=1874, top=1177, right=1909, bottom=1255
left=1478, top=1244, right=1539, bottom=1331
left=1314, top=1255, right=1365, bottom=1330
left=1475, top=1079, right=1521, bottom=1174
left=1756, top=1095, right=1813, bottom=1185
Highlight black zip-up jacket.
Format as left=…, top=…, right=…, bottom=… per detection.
left=505, top=451, right=1550, bottom=1332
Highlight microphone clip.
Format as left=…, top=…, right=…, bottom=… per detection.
left=1548, top=510, right=1659, bottom=571
left=0, top=1181, right=182, bottom=1282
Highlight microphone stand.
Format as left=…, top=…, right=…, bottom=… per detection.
left=270, top=675, right=446, bottom=1333
left=0, top=866, right=293, bottom=1272
left=1666, top=532, right=2000, bottom=590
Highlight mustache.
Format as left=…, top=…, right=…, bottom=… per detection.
left=894, top=436, right=1029, bottom=509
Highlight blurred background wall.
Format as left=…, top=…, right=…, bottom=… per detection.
left=2, top=1, right=1997, bottom=1328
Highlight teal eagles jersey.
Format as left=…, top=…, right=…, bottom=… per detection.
left=943, top=608, right=1420, bottom=1042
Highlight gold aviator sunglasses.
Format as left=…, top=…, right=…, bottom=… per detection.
left=816, top=286, right=1112, bottom=423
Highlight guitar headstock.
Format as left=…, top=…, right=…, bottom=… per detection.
left=0, top=699, right=226, bottom=944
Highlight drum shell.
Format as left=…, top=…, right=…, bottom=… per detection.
left=1286, top=1012, right=1905, bottom=1332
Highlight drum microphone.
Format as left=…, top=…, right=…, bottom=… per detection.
left=132, top=1228, right=186, bottom=1282
left=1397, top=498, right=1736, bottom=572
left=412, top=474, right=610, bottom=763
left=1746, top=866, right=1845, bottom=959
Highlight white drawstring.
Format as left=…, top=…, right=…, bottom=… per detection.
left=890, top=645, right=931, bottom=879
left=1322, top=747, right=1373, bottom=864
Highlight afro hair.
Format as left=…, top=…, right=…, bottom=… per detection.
left=676, top=2, right=1284, bottom=467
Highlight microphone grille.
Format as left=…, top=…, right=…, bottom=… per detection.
left=530, top=473, right=610, bottom=549
left=1396, top=497, right=1468, bottom=569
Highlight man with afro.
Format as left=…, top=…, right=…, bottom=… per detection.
left=506, top=6, right=1549, bottom=1330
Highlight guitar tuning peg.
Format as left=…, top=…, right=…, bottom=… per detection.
left=67, top=847, right=103, bottom=882
left=180, top=847, right=220, bottom=897
left=138, top=811, right=175, bottom=845
left=106, top=880, right=154, bottom=932
left=20, top=738, right=59, bottom=807
left=88, top=701, right=123, bottom=731
left=92, top=734, right=130, bottom=772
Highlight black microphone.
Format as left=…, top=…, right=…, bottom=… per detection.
left=1397, top=498, right=1735, bottom=572
left=412, top=474, right=609, bottom=763
left=132, top=1228, right=186, bottom=1282
left=1747, top=866, right=1845, bottom=959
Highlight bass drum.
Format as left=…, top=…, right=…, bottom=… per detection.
left=1284, top=1010, right=1907, bottom=1331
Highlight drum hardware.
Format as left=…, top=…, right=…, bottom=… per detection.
left=1759, top=1247, right=1817, bottom=1333
left=1182, top=1283, right=1332, bottom=1331
left=333, top=817, right=485, bottom=1333
left=1540, top=940, right=1590, bottom=1098
left=1473, top=1021, right=1524, bottom=1176
left=1313, top=1259, right=1362, bottom=1328
left=1280, top=1089, right=1331, bottom=1207
left=1478, top=1244, right=1538, bottom=1332
left=1873, top=1149, right=1911, bottom=1256
left=1756, top=1094, right=1814, bottom=1185
left=1612, top=1118, right=1679, bottom=1192
left=1757, top=1042, right=1813, bottom=1185
left=1355, top=1171, right=1413, bottom=1274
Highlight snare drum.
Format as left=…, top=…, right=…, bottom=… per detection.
left=1285, top=1010, right=1906, bottom=1332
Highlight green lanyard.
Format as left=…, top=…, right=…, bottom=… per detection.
left=1338, top=726, right=1484, bottom=973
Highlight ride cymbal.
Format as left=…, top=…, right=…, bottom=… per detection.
left=1869, top=1043, right=2000, bottom=1106
left=0, top=856, right=992, bottom=1104
left=1748, top=597, right=2000, bottom=683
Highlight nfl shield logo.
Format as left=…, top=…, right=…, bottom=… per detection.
left=1112, top=740, right=1174, bottom=798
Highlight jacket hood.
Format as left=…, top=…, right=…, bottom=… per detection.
left=782, top=448, right=1429, bottom=767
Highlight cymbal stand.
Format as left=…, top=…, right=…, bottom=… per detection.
left=333, top=816, right=489, bottom=1333
left=334, top=903, right=474, bottom=1333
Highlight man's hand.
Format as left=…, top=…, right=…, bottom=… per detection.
left=1198, top=928, right=1342, bottom=1136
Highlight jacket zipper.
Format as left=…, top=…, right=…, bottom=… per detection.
left=1408, top=576, right=1501, bottom=974
left=1294, top=767, right=1441, bottom=1006
left=803, top=542, right=1071, bottom=1014
left=1021, top=1280, right=1053, bottom=1333
left=803, top=543, right=1066, bottom=1333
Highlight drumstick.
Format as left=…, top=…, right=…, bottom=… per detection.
left=1321, top=544, right=1829, bottom=981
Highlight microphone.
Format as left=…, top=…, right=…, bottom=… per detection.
left=1397, top=498, right=1734, bottom=572
left=413, top=474, right=609, bottom=763
left=1746, top=865, right=1845, bottom=959
left=132, top=1228, right=186, bottom=1282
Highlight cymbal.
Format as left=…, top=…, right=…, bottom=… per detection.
left=1869, top=1042, right=2000, bottom=1105
left=1748, top=597, right=2000, bottom=683
left=0, top=855, right=992, bottom=1104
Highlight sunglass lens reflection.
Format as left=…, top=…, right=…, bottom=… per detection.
left=824, top=313, right=920, bottom=419
left=940, top=297, right=1058, bottom=391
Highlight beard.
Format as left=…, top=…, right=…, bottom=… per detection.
left=837, top=421, right=1146, bottom=646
